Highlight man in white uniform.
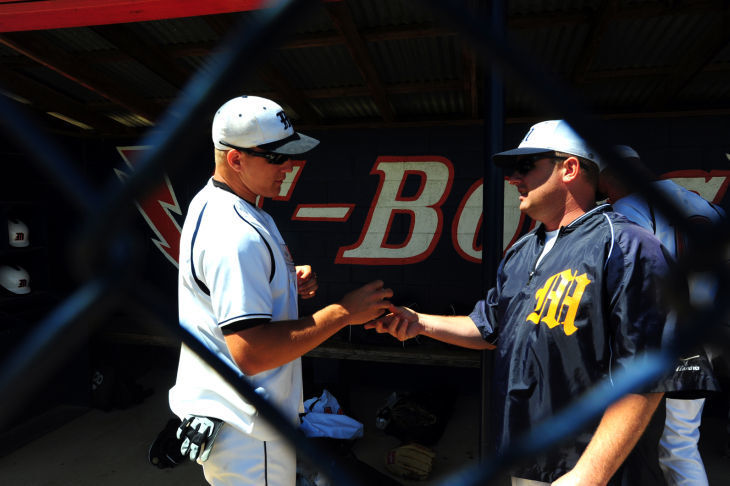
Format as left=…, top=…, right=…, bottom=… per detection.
left=169, top=95, right=393, bottom=485
left=598, top=145, right=723, bottom=486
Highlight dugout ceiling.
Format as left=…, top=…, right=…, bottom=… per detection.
left=0, top=0, right=729, bottom=137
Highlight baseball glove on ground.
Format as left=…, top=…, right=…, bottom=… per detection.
left=376, top=391, right=451, bottom=445
left=385, top=442, right=436, bottom=480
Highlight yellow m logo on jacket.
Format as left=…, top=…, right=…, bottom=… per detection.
left=526, top=269, right=592, bottom=335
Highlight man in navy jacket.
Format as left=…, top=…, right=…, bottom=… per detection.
left=369, top=120, right=677, bottom=485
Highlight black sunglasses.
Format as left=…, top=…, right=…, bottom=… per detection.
left=220, top=142, right=291, bottom=165
left=237, top=147, right=291, bottom=165
left=511, top=154, right=565, bottom=176
left=513, top=157, right=538, bottom=176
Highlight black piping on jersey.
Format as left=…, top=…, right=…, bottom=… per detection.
left=190, top=202, right=211, bottom=296
left=212, top=178, right=237, bottom=194
left=220, top=315, right=271, bottom=336
left=233, top=206, right=276, bottom=283
left=212, top=178, right=276, bottom=283
left=264, top=441, right=269, bottom=485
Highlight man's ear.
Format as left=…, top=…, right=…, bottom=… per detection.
left=561, top=156, right=581, bottom=182
left=226, top=149, right=242, bottom=172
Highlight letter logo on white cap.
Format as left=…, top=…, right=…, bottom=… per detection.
left=8, top=219, right=29, bottom=248
left=277, top=111, right=292, bottom=130
left=522, top=127, right=535, bottom=143
left=0, top=265, right=31, bottom=295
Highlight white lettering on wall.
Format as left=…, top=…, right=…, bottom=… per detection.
left=116, top=146, right=730, bottom=267
left=335, top=156, right=454, bottom=265
left=452, top=179, right=482, bottom=262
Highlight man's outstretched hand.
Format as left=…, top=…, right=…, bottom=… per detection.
left=338, top=280, right=394, bottom=325
left=365, top=305, right=422, bottom=341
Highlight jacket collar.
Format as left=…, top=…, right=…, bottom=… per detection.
left=565, top=203, right=611, bottom=229
left=535, top=203, right=612, bottom=238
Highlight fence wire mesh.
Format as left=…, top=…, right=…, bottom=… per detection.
left=1, top=0, right=728, bottom=485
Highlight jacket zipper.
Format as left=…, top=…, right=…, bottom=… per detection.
left=527, top=226, right=566, bottom=284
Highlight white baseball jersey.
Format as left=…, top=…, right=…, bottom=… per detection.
left=169, top=178, right=302, bottom=441
left=612, top=179, right=725, bottom=256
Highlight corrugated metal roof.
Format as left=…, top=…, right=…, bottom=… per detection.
left=509, top=0, right=601, bottom=16
left=0, top=0, right=727, bottom=134
left=349, top=0, right=437, bottom=29
left=177, top=55, right=217, bottom=77
left=715, top=42, right=730, bottom=63
left=17, top=65, right=108, bottom=103
left=42, top=27, right=115, bottom=52
left=370, top=36, right=461, bottom=85
left=600, top=13, right=712, bottom=69
left=106, top=111, right=155, bottom=128
left=391, top=91, right=465, bottom=119
left=94, top=59, right=178, bottom=99
left=313, top=96, right=380, bottom=120
left=682, top=71, right=730, bottom=106
left=581, top=76, right=665, bottom=109
left=0, top=42, right=19, bottom=57
left=272, top=45, right=362, bottom=89
left=132, top=17, right=219, bottom=46
left=289, top=5, right=333, bottom=34
left=510, top=22, right=589, bottom=77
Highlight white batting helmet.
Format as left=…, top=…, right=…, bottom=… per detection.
left=8, top=218, right=29, bottom=248
left=0, top=265, right=31, bottom=295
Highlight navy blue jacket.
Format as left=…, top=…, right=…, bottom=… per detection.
left=470, top=204, right=674, bottom=483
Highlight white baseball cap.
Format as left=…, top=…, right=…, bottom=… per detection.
left=212, top=95, right=319, bottom=154
left=0, top=264, right=31, bottom=295
left=493, top=119, right=604, bottom=170
left=8, top=218, right=29, bottom=248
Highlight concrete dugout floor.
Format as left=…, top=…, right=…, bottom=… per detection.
left=0, top=355, right=728, bottom=486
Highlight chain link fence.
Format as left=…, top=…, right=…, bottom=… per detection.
left=1, top=1, right=728, bottom=484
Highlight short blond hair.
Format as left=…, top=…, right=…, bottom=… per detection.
left=555, top=151, right=599, bottom=190
left=214, top=148, right=229, bottom=166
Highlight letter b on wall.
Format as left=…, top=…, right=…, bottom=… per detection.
left=336, top=157, right=453, bottom=265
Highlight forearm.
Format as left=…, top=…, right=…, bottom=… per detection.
left=563, top=392, right=664, bottom=485
left=226, top=279, right=392, bottom=375
left=418, top=313, right=494, bottom=350
left=225, top=303, right=351, bottom=375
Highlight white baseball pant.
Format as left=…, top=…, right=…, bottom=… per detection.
left=658, top=398, right=709, bottom=486
left=200, top=423, right=296, bottom=486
